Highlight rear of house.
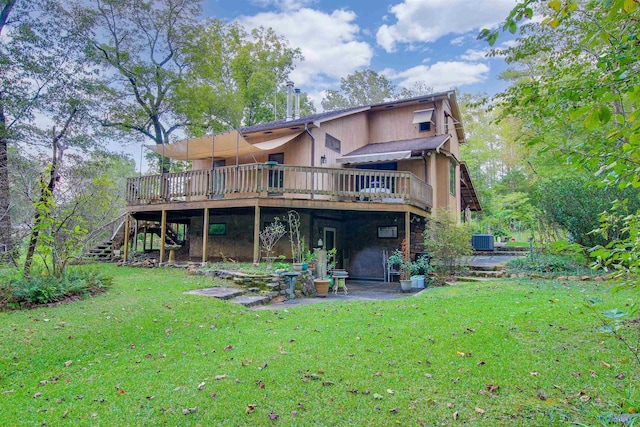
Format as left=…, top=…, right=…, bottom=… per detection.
left=124, top=89, right=480, bottom=280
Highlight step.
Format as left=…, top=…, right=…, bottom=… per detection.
left=228, top=295, right=270, bottom=307
left=468, top=264, right=505, bottom=272
left=466, top=270, right=505, bottom=278
left=184, top=287, right=245, bottom=300
left=472, top=251, right=528, bottom=257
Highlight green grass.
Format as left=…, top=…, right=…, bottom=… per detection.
left=1, top=265, right=638, bottom=426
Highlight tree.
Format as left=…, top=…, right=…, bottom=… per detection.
left=76, top=0, right=201, bottom=172
left=178, top=22, right=308, bottom=132
left=321, top=70, right=397, bottom=111
left=423, top=209, right=473, bottom=274
left=480, top=1, right=640, bottom=283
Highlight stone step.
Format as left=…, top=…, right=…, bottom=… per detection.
left=466, top=270, right=505, bottom=278
left=468, top=264, right=505, bottom=272
left=228, top=295, right=270, bottom=307
left=472, top=251, right=528, bottom=257
left=184, top=287, right=245, bottom=300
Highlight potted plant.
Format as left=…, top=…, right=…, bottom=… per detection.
left=411, top=254, right=432, bottom=289
left=302, top=243, right=316, bottom=271
left=259, top=217, right=287, bottom=269
left=388, top=239, right=413, bottom=292
left=287, top=210, right=304, bottom=271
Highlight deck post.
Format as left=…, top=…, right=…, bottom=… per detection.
left=123, top=214, right=130, bottom=261
left=202, top=207, right=209, bottom=264
left=253, top=205, right=261, bottom=263
left=405, top=210, right=411, bottom=258
left=160, top=210, right=167, bottom=264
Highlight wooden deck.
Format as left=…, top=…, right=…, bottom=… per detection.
left=126, top=164, right=433, bottom=211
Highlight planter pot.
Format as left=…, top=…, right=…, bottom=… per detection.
left=411, top=275, right=425, bottom=289
left=302, top=262, right=309, bottom=271
left=314, top=279, right=330, bottom=297
left=400, top=279, right=413, bottom=293
left=292, top=262, right=303, bottom=271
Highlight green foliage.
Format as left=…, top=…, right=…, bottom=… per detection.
left=423, top=211, right=473, bottom=274
left=321, top=69, right=433, bottom=111
left=533, top=175, right=640, bottom=248
left=591, top=200, right=640, bottom=289
left=506, top=252, right=592, bottom=276
left=1, top=268, right=112, bottom=309
left=482, top=0, right=640, bottom=287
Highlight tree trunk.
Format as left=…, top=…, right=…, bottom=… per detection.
left=0, top=102, right=12, bottom=256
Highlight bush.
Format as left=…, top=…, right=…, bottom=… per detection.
left=506, top=252, right=593, bottom=276
left=424, top=210, right=473, bottom=274
left=0, top=269, right=113, bottom=309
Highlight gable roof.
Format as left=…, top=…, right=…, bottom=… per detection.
left=240, top=90, right=464, bottom=141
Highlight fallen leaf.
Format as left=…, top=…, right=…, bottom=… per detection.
left=215, top=374, right=227, bottom=380
left=373, top=393, right=383, bottom=400
left=246, top=404, right=257, bottom=414
left=530, top=372, right=539, bottom=377
left=386, top=389, right=394, bottom=394
left=347, top=388, right=358, bottom=393
left=374, top=372, right=382, bottom=377
left=33, top=392, right=42, bottom=398
left=258, top=363, right=268, bottom=371
left=475, top=407, right=485, bottom=415
left=457, top=351, right=466, bottom=357
left=616, top=373, right=625, bottom=379
left=447, top=403, right=455, bottom=409
left=572, top=372, right=581, bottom=377
left=197, top=382, right=205, bottom=390
left=486, top=384, right=500, bottom=393
left=117, top=388, right=125, bottom=395
left=224, top=345, right=234, bottom=351
left=453, top=411, right=459, bottom=420
left=146, top=395, right=155, bottom=400
left=590, top=370, right=597, bottom=378
left=537, top=391, right=546, bottom=401
left=64, top=360, right=73, bottom=367
left=322, top=381, right=334, bottom=386
left=269, top=412, right=279, bottom=420
left=62, top=410, right=68, bottom=418
left=425, top=373, right=433, bottom=379
left=580, top=395, right=591, bottom=402
left=390, top=407, right=398, bottom=414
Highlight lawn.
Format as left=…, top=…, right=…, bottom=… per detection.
left=0, top=265, right=638, bottom=426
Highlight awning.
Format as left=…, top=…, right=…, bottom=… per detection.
left=147, top=130, right=302, bottom=161
left=412, top=108, right=434, bottom=124
left=337, top=150, right=412, bottom=165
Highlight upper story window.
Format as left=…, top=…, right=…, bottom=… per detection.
left=449, top=160, right=456, bottom=195
left=325, top=133, right=341, bottom=153
left=413, top=108, right=435, bottom=133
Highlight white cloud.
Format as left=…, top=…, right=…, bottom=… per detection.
left=390, top=61, right=490, bottom=91
left=239, top=8, right=373, bottom=88
left=376, top=0, right=516, bottom=52
left=450, top=36, right=466, bottom=46
left=459, top=48, right=489, bottom=61
left=249, top=0, right=316, bottom=11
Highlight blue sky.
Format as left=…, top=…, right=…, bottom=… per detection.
left=203, top=0, right=518, bottom=110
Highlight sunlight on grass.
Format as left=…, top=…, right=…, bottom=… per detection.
left=0, top=265, right=637, bottom=426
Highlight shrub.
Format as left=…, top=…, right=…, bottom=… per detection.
left=423, top=210, right=473, bottom=274
left=506, top=252, right=593, bottom=276
left=1, top=269, right=113, bottom=309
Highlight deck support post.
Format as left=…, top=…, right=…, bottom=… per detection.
left=405, top=210, right=411, bottom=258
left=253, top=205, right=261, bottom=263
left=160, top=210, right=167, bottom=264
left=123, top=214, right=130, bottom=261
left=202, top=208, right=209, bottom=265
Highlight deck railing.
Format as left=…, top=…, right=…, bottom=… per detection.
left=126, top=164, right=433, bottom=210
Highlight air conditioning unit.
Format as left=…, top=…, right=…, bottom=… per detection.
left=472, top=234, right=494, bottom=251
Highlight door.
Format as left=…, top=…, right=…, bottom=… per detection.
left=211, top=159, right=226, bottom=199
left=268, top=153, right=284, bottom=194
left=323, top=227, right=337, bottom=269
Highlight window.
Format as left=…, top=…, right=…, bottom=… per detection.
left=449, top=161, right=456, bottom=195
left=445, top=114, right=449, bottom=134
left=419, top=122, right=431, bottom=132
left=413, top=108, right=434, bottom=133
left=325, top=133, right=341, bottom=153
left=208, top=223, right=226, bottom=235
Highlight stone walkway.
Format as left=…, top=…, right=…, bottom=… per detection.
left=186, top=280, right=424, bottom=310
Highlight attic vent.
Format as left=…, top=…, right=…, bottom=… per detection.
left=325, top=133, right=341, bottom=153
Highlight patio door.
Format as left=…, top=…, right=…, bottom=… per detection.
left=323, top=227, right=336, bottom=252
left=211, top=159, right=225, bottom=199
left=268, top=153, right=284, bottom=195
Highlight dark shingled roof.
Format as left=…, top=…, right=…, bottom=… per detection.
left=240, top=90, right=458, bottom=135
left=341, top=134, right=450, bottom=157
left=240, top=106, right=367, bottom=134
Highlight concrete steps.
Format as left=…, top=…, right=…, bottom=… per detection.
left=184, top=286, right=275, bottom=307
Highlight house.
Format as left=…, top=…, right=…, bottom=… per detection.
left=124, top=86, right=480, bottom=280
